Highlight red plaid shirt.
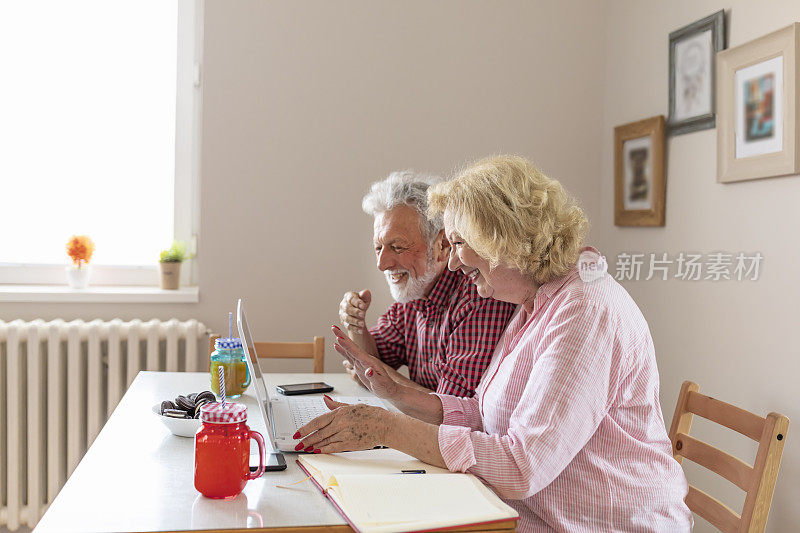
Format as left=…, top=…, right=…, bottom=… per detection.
left=370, top=268, right=516, bottom=397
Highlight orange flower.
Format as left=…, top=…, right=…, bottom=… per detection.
left=66, top=235, right=95, bottom=267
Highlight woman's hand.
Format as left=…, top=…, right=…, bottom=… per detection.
left=295, top=396, right=392, bottom=453
left=332, top=325, right=401, bottom=400
left=342, top=359, right=368, bottom=388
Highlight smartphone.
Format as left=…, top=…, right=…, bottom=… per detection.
left=250, top=452, right=287, bottom=472
left=276, top=382, right=334, bottom=396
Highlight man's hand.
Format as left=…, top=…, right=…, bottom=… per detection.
left=338, top=290, right=371, bottom=335
left=337, top=290, right=381, bottom=379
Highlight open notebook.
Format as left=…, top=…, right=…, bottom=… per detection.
left=297, top=449, right=519, bottom=533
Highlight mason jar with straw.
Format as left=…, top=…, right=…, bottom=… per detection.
left=194, top=369, right=267, bottom=498
left=209, top=312, right=250, bottom=398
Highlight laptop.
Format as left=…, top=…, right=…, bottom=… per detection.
left=236, top=298, right=387, bottom=453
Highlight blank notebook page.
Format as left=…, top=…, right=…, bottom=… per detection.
left=332, top=473, right=513, bottom=527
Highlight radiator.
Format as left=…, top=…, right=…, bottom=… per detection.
left=0, top=318, right=209, bottom=531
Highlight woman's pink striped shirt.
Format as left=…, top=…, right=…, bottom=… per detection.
left=436, top=249, right=692, bottom=532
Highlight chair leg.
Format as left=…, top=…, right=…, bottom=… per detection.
left=313, top=336, right=325, bottom=373
left=741, top=413, right=789, bottom=531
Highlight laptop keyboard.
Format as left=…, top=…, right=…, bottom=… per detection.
left=287, top=396, right=388, bottom=430
left=288, top=397, right=331, bottom=429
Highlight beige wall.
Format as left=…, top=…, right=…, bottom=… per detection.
left=599, top=1, right=800, bottom=530
left=0, top=0, right=606, bottom=370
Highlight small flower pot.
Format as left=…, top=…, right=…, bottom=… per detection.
left=159, top=261, right=181, bottom=290
left=66, top=265, right=91, bottom=289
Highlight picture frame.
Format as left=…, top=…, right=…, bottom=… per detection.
left=717, top=23, right=800, bottom=183
left=668, top=10, right=726, bottom=135
left=614, top=116, right=666, bottom=226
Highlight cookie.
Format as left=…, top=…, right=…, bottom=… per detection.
left=175, top=395, right=195, bottom=412
left=160, top=400, right=177, bottom=414
left=163, top=408, right=189, bottom=419
left=188, top=392, right=198, bottom=402
left=193, top=398, right=211, bottom=417
left=195, top=390, right=216, bottom=403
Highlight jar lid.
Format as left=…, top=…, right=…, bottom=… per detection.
left=215, top=337, right=243, bottom=350
left=200, top=402, right=247, bottom=424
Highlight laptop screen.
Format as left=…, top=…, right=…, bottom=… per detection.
left=236, top=298, right=278, bottom=451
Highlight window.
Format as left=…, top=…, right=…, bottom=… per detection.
left=0, top=0, right=200, bottom=287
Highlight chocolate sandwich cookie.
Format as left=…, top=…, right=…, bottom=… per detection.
left=193, top=398, right=211, bottom=417
left=160, top=400, right=177, bottom=414
left=188, top=392, right=198, bottom=402
left=175, top=395, right=195, bottom=412
left=195, top=391, right=216, bottom=403
left=163, top=408, right=189, bottom=419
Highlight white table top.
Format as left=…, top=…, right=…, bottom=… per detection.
left=33, top=371, right=379, bottom=533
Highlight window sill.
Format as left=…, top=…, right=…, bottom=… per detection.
left=0, top=285, right=199, bottom=303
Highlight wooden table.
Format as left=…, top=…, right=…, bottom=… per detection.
left=32, top=371, right=515, bottom=533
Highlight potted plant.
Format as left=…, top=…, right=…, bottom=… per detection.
left=159, top=240, right=191, bottom=290
left=65, top=235, right=95, bottom=289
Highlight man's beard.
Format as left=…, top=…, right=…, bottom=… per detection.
left=384, top=252, right=440, bottom=304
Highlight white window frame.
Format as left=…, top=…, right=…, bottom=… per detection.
left=0, top=0, right=203, bottom=288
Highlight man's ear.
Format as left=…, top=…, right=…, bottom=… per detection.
left=434, top=230, right=450, bottom=263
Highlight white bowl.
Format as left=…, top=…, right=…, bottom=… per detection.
left=153, top=403, right=202, bottom=438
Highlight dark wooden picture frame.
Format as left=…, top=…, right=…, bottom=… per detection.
left=668, top=10, right=726, bottom=135
left=614, top=116, right=666, bottom=227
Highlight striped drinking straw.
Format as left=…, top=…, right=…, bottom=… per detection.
left=218, top=365, right=226, bottom=408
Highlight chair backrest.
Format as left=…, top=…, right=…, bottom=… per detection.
left=668, top=381, right=789, bottom=533
left=209, top=334, right=325, bottom=373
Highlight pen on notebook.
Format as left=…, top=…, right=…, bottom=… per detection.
left=399, top=469, right=426, bottom=474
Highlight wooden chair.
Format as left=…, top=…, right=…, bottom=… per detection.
left=209, top=334, right=325, bottom=373
left=669, top=381, right=789, bottom=532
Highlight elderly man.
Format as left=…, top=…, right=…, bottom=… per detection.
left=338, top=171, right=515, bottom=397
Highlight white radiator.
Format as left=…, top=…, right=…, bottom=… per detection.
left=0, top=318, right=209, bottom=531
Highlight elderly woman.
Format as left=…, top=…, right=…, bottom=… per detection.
left=297, top=155, right=691, bottom=532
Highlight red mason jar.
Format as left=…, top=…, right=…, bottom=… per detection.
left=194, top=402, right=266, bottom=499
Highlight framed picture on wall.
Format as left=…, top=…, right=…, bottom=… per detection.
left=614, top=116, right=666, bottom=226
left=717, top=23, right=800, bottom=182
left=668, top=10, right=726, bottom=135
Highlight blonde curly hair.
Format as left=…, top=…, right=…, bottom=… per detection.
left=428, top=155, right=588, bottom=284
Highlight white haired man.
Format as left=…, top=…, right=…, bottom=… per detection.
left=338, top=171, right=515, bottom=397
